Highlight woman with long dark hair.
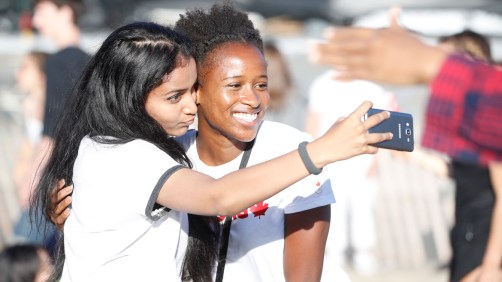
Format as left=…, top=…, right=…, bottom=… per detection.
left=33, top=20, right=392, bottom=282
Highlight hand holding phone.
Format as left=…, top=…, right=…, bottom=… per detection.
left=365, top=108, right=414, bottom=152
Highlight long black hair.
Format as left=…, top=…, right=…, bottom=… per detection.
left=29, top=22, right=203, bottom=281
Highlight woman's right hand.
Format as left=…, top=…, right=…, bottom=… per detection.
left=49, top=179, right=73, bottom=230
left=308, top=101, right=392, bottom=168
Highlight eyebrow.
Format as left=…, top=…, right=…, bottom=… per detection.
left=222, top=74, right=268, bottom=81
left=222, top=75, right=243, bottom=81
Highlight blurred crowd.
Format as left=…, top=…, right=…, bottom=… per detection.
left=1, top=1, right=501, bottom=282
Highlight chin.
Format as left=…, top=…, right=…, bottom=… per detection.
left=233, top=128, right=259, bottom=143
left=169, top=128, right=189, bottom=137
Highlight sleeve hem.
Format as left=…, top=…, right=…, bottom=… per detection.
left=145, top=165, right=186, bottom=221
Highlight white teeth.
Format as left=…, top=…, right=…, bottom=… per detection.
left=233, top=112, right=258, bottom=122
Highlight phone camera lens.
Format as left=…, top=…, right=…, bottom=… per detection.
left=405, top=129, right=412, bottom=136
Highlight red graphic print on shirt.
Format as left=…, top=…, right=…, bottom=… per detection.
left=217, top=201, right=269, bottom=222
left=249, top=201, right=269, bottom=218
left=234, top=209, right=249, bottom=219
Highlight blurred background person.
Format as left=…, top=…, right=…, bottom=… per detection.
left=433, top=29, right=501, bottom=282
left=30, top=0, right=90, bottom=183
left=12, top=50, right=49, bottom=245
left=305, top=70, right=399, bottom=277
left=0, top=244, right=53, bottom=282
left=310, top=10, right=502, bottom=282
left=437, top=29, right=493, bottom=63
left=29, top=0, right=90, bottom=244
left=263, top=40, right=305, bottom=130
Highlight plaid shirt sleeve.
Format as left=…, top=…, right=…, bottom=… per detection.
left=421, top=53, right=502, bottom=165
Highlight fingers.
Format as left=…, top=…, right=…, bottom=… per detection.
left=364, top=109, right=393, bottom=146
left=324, top=26, right=375, bottom=42
left=51, top=181, right=73, bottom=206
left=309, top=42, right=342, bottom=65
left=366, top=145, right=379, bottom=155
left=349, top=101, right=374, bottom=120
left=310, top=27, right=372, bottom=65
left=49, top=180, right=73, bottom=229
left=367, top=132, right=393, bottom=145
left=53, top=185, right=73, bottom=214
left=53, top=207, right=71, bottom=230
left=55, top=179, right=64, bottom=194
left=388, top=6, right=402, bottom=29
left=363, top=109, right=391, bottom=129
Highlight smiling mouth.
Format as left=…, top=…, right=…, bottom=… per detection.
left=233, top=112, right=258, bottom=123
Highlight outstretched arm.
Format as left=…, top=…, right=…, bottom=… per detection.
left=309, top=8, right=447, bottom=85
left=310, top=8, right=502, bottom=155
left=52, top=102, right=391, bottom=226
left=158, top=101, right=391, bottom=216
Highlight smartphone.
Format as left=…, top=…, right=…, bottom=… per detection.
left=364, top=108, right=414, bottom=152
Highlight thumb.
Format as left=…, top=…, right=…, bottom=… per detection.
left=388, top=5, right=402, bottom=29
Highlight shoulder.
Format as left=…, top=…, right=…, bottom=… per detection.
left=81, top=137, right=167, bottom=161
left=255, top=121, right=312, bottom=151
left=82, top=136, right=152, bottom=150
left=51, top=47, right=87, bottom=60
left=47, top=47, right=90, bottom=68
left=58, top=46, right=89, bottom=58
left=123, top=139, right=167, bottom=156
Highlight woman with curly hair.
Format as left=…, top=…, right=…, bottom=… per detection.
left=172, top=3, right=340, bottom=281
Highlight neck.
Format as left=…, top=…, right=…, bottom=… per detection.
left=196, top=126, right=248, bottom=167
left=54, top=24, right=81, bottom=49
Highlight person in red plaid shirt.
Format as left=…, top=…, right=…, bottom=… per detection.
left=309, top=8, right=502, bottom=282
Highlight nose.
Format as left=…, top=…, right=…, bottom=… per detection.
left=240, top=87, right=261, bottom=109
left=182, top=92, right=198, bottom=115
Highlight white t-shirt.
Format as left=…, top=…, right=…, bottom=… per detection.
left=177, top=121, right=336, bottom=282
left=62, top=137, right=189, bottom=282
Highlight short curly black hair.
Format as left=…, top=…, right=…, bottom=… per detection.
left=174, top=1, right=263, bottom=69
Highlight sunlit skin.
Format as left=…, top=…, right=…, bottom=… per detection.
left=16, top=55, right=45, bottom=94
left=145, top=57, right=198, bottom=137
left=32, top=1, right=65, bottom=39
left=195, top=42, right=270, bottom=165
left=16, top=54, right=46, bottom=122
left=32, top=1, right=80, bottom=48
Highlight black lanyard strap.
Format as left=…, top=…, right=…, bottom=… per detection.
left=215, top=140, right=254, bottom=282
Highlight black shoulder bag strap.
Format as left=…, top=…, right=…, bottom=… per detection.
left=215, top=140, right=254, bottom=282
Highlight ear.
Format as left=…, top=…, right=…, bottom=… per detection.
left=195, top=88, right=202, bottom=105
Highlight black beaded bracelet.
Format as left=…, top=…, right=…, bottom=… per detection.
left=298, top=141, right=323, bottom=175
